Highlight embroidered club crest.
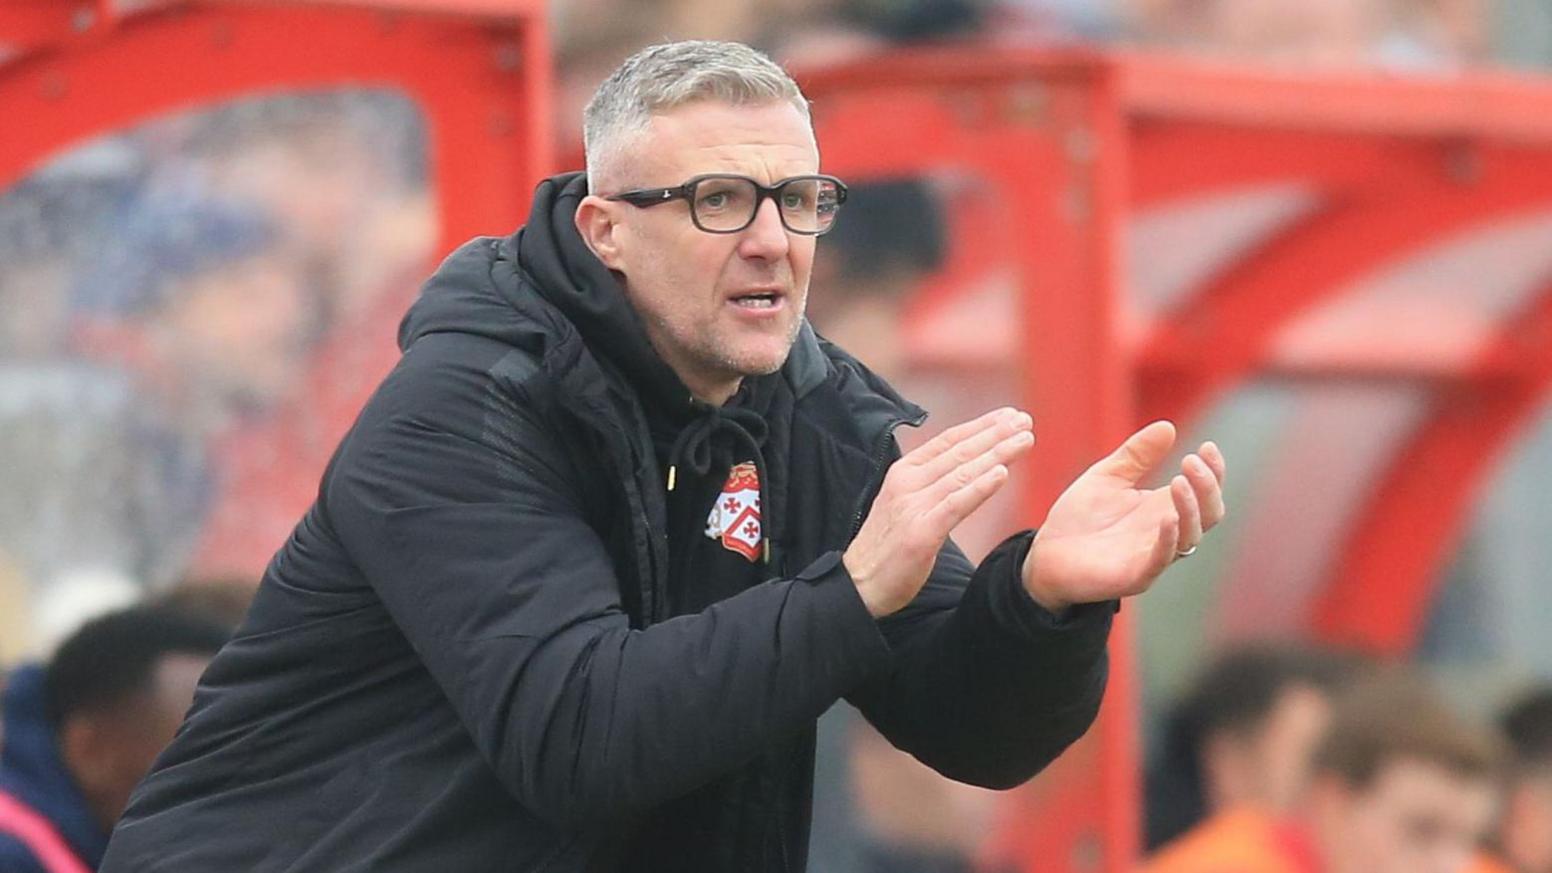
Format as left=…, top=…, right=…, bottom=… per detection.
left=705, top=461, right=762, bottom=561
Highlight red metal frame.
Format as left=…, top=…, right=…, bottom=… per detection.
left=803, top=49, right=1140, bottom=873
left=0, top=0, right=549, bottom=257
left=800, top=44, right=1552, bottom=873
left=13, top=15, right=1552, bottom=871
left=1312, top=280, right=1552, bottom=652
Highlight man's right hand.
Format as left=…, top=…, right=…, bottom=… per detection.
left=843, top=407, right=1035, bottom=618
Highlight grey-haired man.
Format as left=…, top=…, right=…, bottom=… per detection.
left=103, top=40, right=1224, bottom=872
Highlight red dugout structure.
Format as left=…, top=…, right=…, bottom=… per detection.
left=7, top=5, right=1552, bottom=872
left=0, top=0, right=550, bottom=253
left=799, top=46, right=1552, bottom=872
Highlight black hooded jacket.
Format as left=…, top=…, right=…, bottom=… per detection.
left=101, top=173, right=1113, bottom=873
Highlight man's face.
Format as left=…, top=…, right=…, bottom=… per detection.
left=66, top=652, right=211, bottom=829
left=1315, top=757, right=1498, bottom=873
left=157, top=251, right=312, bottom=416
left=581, top=99, right=820, bottom=401
left=1204, top=683, right=1335, bottom=814
left=1501, top=769, right=1552, bottom=873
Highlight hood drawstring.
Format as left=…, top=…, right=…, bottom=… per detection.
left=665, top=404, right=778, bottom=565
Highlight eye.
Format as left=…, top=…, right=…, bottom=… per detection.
left=781, top=183, right=818, bottom=211
left=699, top=191, right=730, bottom=210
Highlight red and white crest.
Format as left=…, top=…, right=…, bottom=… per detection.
left=704, top=461, right=762, bottom=561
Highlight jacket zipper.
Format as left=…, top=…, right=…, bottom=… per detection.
left=848, top=412, right=926, bottom=539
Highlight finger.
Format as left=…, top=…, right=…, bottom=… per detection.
left=1092, top=420, right=1176, bottom=485
left=923, top=463, right=1010, bottom=538
left=924, top=428, right=1035, bottom=502
left=904, top=407, right=1020, bottom=469
left=1199, top=441, right=1227, bottom=488
left=1183, top=453, right=1226, bottom=531
left=915, top=408, right=1032, bottom=483
left=1142, top=513, right=1180, bottom=585
left=1172, top=474, right=1202, bottom=554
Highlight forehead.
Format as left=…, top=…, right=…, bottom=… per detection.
left=1364, top=758, right=1497, bottom=823
left=631, top=100, right=819, bottom=183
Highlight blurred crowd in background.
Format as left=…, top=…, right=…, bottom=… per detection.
left=551, top=0, right=1552, bottom=148
left=5, top=0, right=1552, bottom=871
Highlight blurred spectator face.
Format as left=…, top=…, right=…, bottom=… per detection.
left=1205, top=681, right=1333, bottom=813
left=1130, top=0, right=1387, bottom=63
left=152, top=250, right=311, bottom=414
left=0, top=257, right=71, bottom=359
left=1214, top=0, right=1383, bottom=62
left=1310, top=755, right=1497, bottom=873
left=1499, top=689, right=1552, bottom=873
left=1501, top=769, right=1552, bottom=873
left=59, top=651, right=211, bottom=827
left=577, top=99, right=819, bottom=396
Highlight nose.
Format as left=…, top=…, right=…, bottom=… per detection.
left=736, top=197, right=791, bottom=262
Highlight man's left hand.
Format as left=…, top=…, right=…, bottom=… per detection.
left=1022, top=421, right=1226, bottom=614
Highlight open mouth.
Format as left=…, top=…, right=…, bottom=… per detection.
left=730, top=291, right=782, bottom=309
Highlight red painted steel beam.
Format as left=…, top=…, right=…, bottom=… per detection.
left=806, top=59, right=1142, bottom=873
left=1136, top=147, right=1552, bottom=428
left=0, top=1, right=549, bottom=257
left=1309, top=282, right=1552, bottom=653
left=1118, top=51, right=1552, bottom=143
left=0, top=1, right=95, bottom=53
left=1130, top=122, right=1465, bottom=208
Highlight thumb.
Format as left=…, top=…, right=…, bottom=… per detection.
left=1092, top=420, right=1177, bottom=484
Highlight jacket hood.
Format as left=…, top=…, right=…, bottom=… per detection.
left=0, top=664, right=108, bottom=865
left=399, top=172, right=696, bottom=416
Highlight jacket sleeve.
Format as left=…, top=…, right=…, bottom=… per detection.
left=0, top=835, right=51, bottom=873
left=321, top=341, right=894, bottom=827
left=845, top=527, right=1114, bottom=790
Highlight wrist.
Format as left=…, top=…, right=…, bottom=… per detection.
left=1021, top=542, right=1072, bottom=616
left=842, top=551, right=889, bottom=618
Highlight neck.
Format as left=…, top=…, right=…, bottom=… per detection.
left=689, top=377, right=741, bottom=407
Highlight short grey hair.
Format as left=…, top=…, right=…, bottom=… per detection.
left=583, top=40, right=811, bottom=191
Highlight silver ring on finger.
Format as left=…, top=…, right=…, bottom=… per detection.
left=1175, top=544, right=1198, bottom=559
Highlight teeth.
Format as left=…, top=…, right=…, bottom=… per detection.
left=736, top=297, right=776, bottom=308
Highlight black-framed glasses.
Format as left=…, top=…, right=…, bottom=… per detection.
left=607, top=173, right=848, bottom=236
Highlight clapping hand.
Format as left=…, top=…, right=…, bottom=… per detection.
left=1022, top=421, right=1227, bottom=613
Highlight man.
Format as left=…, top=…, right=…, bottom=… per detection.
left=0, top=607, right=227, bottom=873
left=1145, top=672, right=1504, bottom=873
left=1146, top=644, right=1367, bottom=849
left=1490, top=687, right=1552, bottom=873
left=102, top=41, right=1226, bottom=872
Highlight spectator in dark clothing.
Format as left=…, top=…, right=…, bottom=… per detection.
left=0, top=607, right=227, bottom=873
left=102, top=40, right=1227, bottom=872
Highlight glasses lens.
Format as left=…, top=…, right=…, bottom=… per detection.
left=691, top=177, right=758, bottom=232
left=777, top=177, right=842, bottom=233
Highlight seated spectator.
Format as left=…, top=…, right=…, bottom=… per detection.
left=1493, top=687, right=1552, bottom=873
left=153, top=578, right=257, bottom=635
left=1146, top=643, right=1367, bottom=849
left=1145, top=671, right=1506, bottom=873
left=0, top=607, right=227, bottom=872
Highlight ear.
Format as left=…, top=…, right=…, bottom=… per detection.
left=58, top=715, right=112, bottom=797
left=1200, top=732, right=1252, bottom=811
left=574, top=195, right=627, bottom=271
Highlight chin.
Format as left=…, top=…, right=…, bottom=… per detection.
left=734, top=339, right=797, bottom=376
